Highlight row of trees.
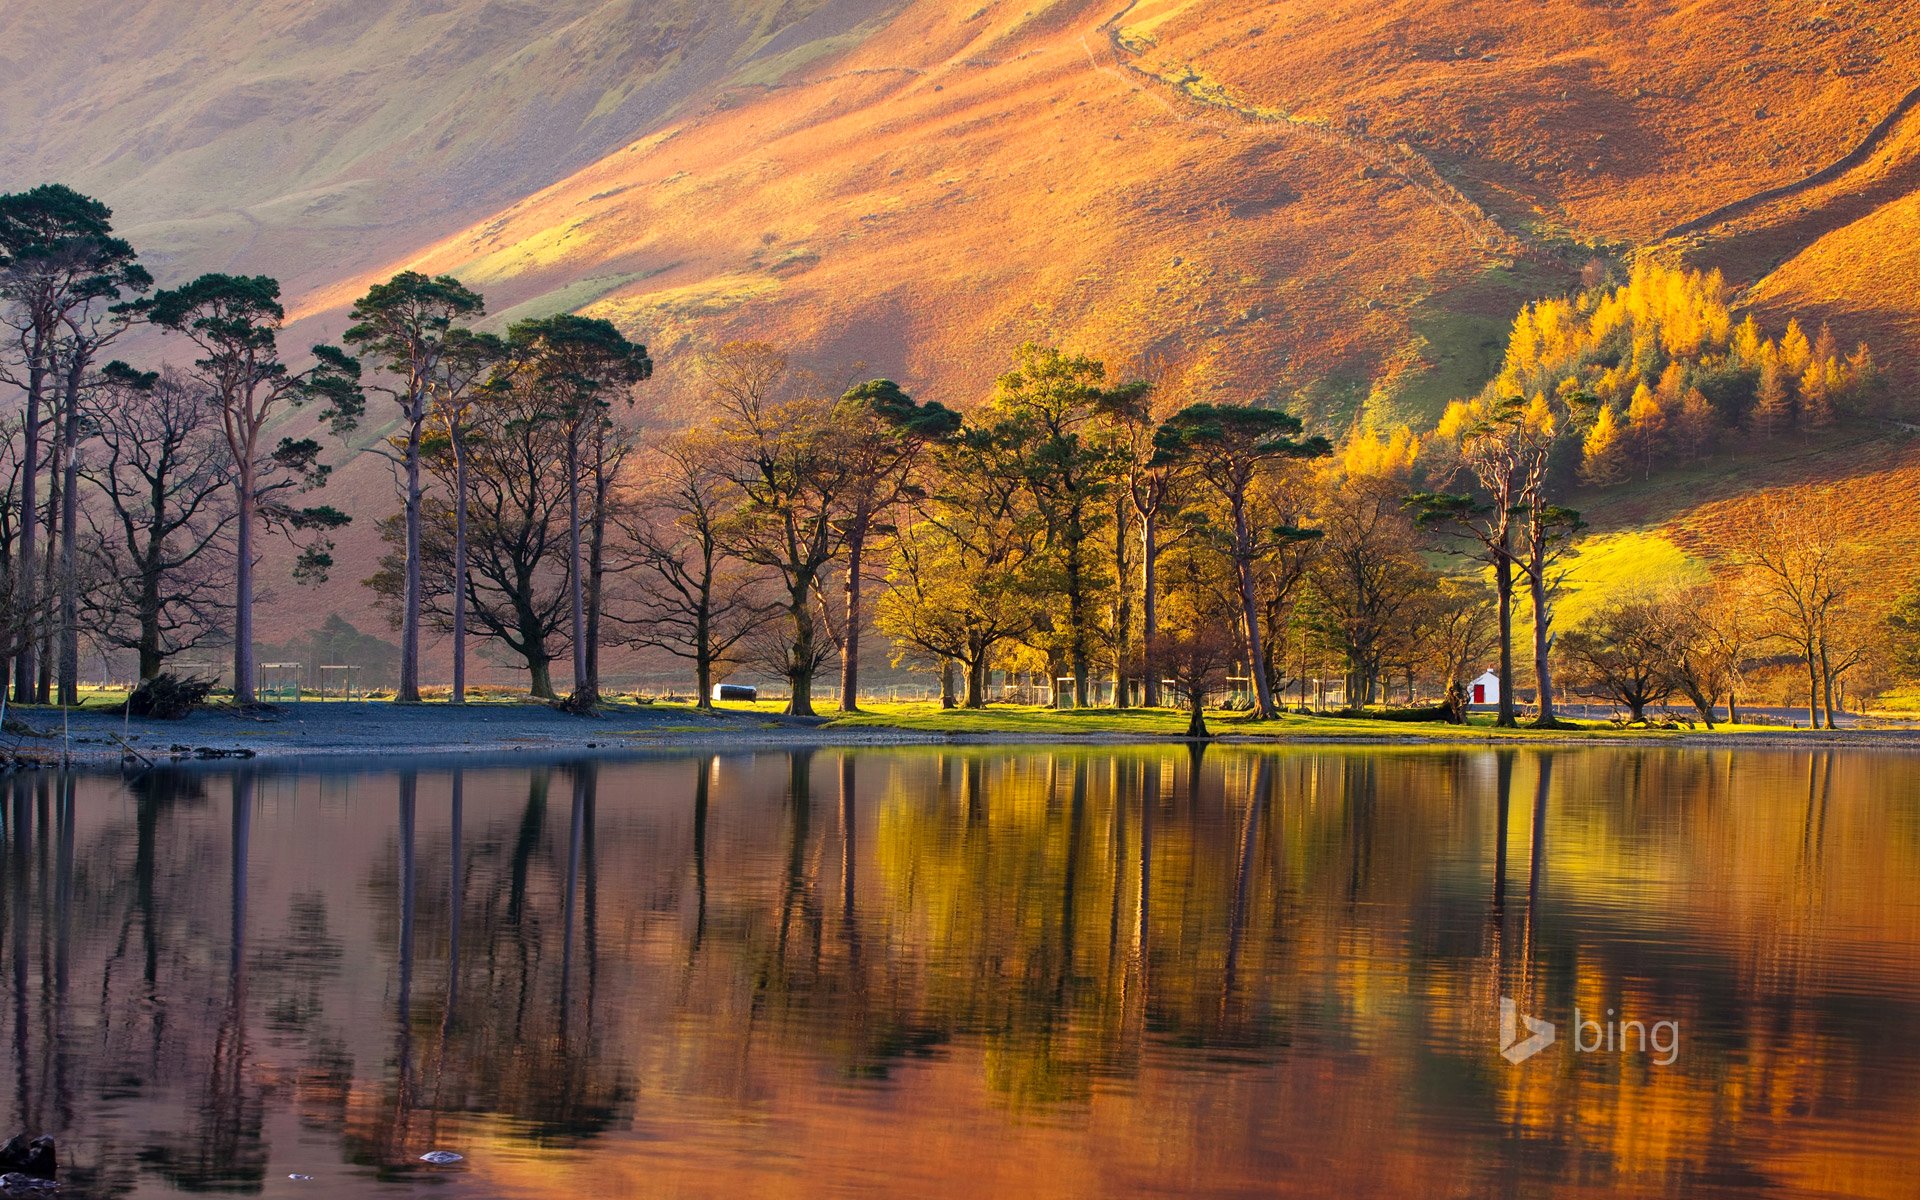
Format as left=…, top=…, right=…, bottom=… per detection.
left=3, top=182, right=1903, bottom=722
left=1563, top=490, right=1906, bottom=730
left=0, top=184, right=653, bottom=705
left=0, top=185, right=357, bottom=705
left=612, top=342, right=1556, bottom=728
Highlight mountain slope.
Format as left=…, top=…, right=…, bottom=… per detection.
left=0, top=0, right=905, bottom=293
left=300, top=0, right=1920, bottom=424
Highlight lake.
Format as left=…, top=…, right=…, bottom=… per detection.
left=3, top=747, right=1918, bottom=1197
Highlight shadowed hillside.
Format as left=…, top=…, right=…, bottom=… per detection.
left=0, top=0, right=905, bottom=293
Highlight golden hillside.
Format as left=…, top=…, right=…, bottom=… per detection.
left=293, top=0, right=1920, bottom=425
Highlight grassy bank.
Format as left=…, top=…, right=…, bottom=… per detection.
left=685, top=700, right=1811, bottom=741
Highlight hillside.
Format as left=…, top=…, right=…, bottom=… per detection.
left=0, top=0, right=904, bottom=294
left=6, top=0, right=1919, bottom=668
left=294, top=0, right=1920, bottom=419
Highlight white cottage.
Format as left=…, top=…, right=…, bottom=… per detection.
left=1468, top=670, right=1501, bottom=707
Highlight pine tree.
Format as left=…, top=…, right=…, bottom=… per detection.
left=1799, top=359, right=1837, bottom=428
left=1780, top=319, right=1813, bottom=376
left=1581, top=404, right=1626, bottom=484
left=1626, top=381, right=1665, bottom=475
left=1753, top=350, right=1791, bottom=438
left=1673, top=387, right=1718, bottom=459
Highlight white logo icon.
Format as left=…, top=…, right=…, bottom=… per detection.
left=1499, top=996, right=1556, bottom=1064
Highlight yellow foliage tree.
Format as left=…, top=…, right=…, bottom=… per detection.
left=1581, top=403, right=1625, bottom=484
left=1626, top=382, right=1665, bottom=476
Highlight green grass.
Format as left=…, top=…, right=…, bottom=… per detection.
left=815, top=701, right=1796, bottom=740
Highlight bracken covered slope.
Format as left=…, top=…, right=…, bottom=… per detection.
left=297, top=0, right=1920, bottom=422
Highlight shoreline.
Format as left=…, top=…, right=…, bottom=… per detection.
left=7, top=700, right=1920, bottom=770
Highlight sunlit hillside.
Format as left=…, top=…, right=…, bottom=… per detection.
left=294, top=0, right=1920, bottom=423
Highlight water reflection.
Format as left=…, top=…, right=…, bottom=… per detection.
left=0, top=747, right=1917, bottom=1196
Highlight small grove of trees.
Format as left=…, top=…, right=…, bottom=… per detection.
left=1493, top=262, right=1880, bottom=487
left=2, top=184, right=354, bottom=704
left=1554, top=491, right=1895, bottom=730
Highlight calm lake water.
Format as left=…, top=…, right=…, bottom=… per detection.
left=2, top=747, right=1918, bottom=1198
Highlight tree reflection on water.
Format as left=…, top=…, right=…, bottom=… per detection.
left=1, top=746, right=1918, bottom=1197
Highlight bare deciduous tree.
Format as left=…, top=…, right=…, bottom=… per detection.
left=80, top=366, right=234, bottom=681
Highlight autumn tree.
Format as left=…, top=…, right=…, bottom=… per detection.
left=1299, top=469, right=1433, bottom=708
left=428, top=328, right=507, bottom=703
left=1724, top=491, right=1858, bottom=728
left=1413, top=576, right=1498, bottom=702
left=875, top=415, right=1045, bottom=708
left=612, top=428, right=770, bottom=707
left=144, top=274, right=357, bottom=702
left=1414, top=397, right=1530, bottom=726
left=1155, top=542, right=1244, bottom=739
left=1663, top=580, right=1756, bottom=727
left=1111, top=384, right=1181, bottom=706
left=1153, top=403, right=1329, bottom=718
left=825, top=379, right=959, bottom=712
left=1558, top=595, right=1675, bottom=722
left=980, top=344, right=1141, bottom=708
left=370, top=372, right=572, bottom=697
left=706, top=341, right=852, bottom=716
left=340, top=271, right=485, bottom=702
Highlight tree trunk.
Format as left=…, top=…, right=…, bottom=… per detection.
left=58, top=389, right=81, bottom=707
left=528, top=655, right=554, bottom=701
left=586, top=445, right=608, bottom=700
left=939, top=659, right=957, bottom=709
left=1726, top=688, right=1741, bottom=726
left=14, top=356, right=45, bottom=705
left=1494, top=536, right=1515, bottom=727
left=1804, top=650, right=1822, bottom=730
left=1185, top=694, right=1210, bottom=739
left=1528, top=559, right=1557, bottom=727
left=1141, top=514, right=1160, bottom=707
left=37, top=443, right=59, bottom=705
left=137, top=540, right=164, bottom=682
left=964, top=655, right=986, bottom=708
left=232, top=477, right=256, bottom=703
left=695, top=643, right=713, bottom=711
left=565, top=438, right=590, bottom=705
left=1066, top=528, right=1089, bottom=708
left=1112, top=494, right=1131, bottom=709
left=839, top=525, right=865, bottom=713
left=787, top=582, right=816, bottom=717
left=451, top=438, right=469, bottom=704
left=399, top=414, right=424, bottom=703
left=1819, top=641, right=1836, bottom=730
left=1232, top=500, right=1277, bottom=719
